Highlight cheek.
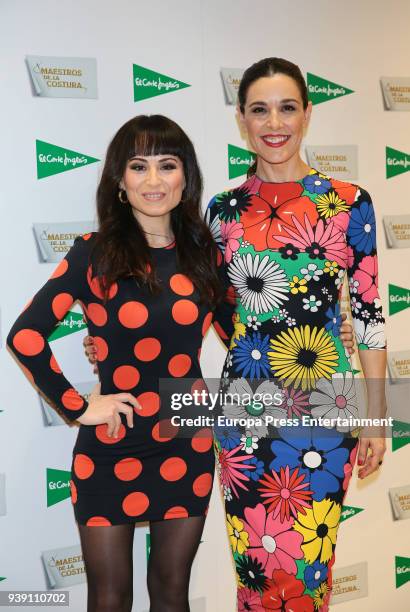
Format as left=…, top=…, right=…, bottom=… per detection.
left=167, top=172, right=185, bottom=194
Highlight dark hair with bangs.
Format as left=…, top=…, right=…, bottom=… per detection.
left=92, top=114, right=223, bottom=306
left=238, top=58, right=308, bottom=178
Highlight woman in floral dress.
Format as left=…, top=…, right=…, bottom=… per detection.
left=206, top=57, right=387, bottom=611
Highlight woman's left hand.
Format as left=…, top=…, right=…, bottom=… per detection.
left=357, top=436, right=386, bottom=479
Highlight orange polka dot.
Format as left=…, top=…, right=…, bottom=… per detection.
left=21, top=364, right=34, bottom=384
left=160, top=457, right=187, bottom=482
left=87, top=266, right=118, bottom=300
left=118, top=301, right=148, bottom=329
left=164, top=506, right=189, bottom=520
left=95, top=423, right=126, bottom=444
left=152, top=419, right=179, bottom=442
left=135, top=392, right=160, bottom=417
left=169, top=274, right=194, bottom=296
left=94, top=336, right=109, bottom=361
left=122, top=492, right=150, bottom=517
left=114, top=458, right=143, bottom=481
left=70, top=480, right=77, bottom=504
left=13, top=329, right=44, bottom=356
left=50, top=355, right=62, bottom=373
left=193, top=473, right=213, bottom=497
left=168, top=354, right=192, bottom=377
left=172, top=300, right=199, bottom=325
left=191, top=378, right=208, bottom=397
left=82, top=233, right=92, bottom=240
left=192, top=428, right=213, bottom=453
left=113, top=365, right=140, bottom=390
left=87, top=303, right=108, bottom=326
left=73, top=454, right=95, bottom=479
left=50, top=259, right=68, bottom=279
left=52, top=293, right=73, bottom=319
left=61, top=388, right=85, bottom=411
left=202, top=313, right=213, bottom=337
left=86, top=516, right=112, bottom=527
left=134, top=338, right=161, bottom=361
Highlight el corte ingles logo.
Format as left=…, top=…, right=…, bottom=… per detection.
left=386, top=146, right=410, bottom=179
left=395, top=556, right=410, bottom=588
left=392, top=419, right=410, bottom=452
left=47, top=468, right=71, bottom=507
left=36, top=140, right=99, bottom=179
left=133, top=65, right=190, bottom=102
left=48, top=311, right=87, bottom=341
left=228, top=144, right=256, bottom=179
left=389, top=284, right=410, bottom=316
left=307, top=73, right=354, bottom=105
left=340, top=505, right=364, bottom=523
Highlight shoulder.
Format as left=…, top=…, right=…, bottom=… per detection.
left=308, top=169, right=373, bottom=206
left=205, top=176, right=257, bottom=227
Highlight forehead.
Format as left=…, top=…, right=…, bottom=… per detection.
left=129, top=154, right=181, bottom=162
left=246, top=74, right=302, bottom=103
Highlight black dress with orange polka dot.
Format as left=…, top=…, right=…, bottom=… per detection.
left=7, top=233, right=231, bottom=526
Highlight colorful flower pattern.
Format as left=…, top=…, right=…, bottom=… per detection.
left=207, top=169, right=386, bottom=611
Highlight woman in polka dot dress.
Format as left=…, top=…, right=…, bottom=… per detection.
left=6, top=115, right=232, bottom=612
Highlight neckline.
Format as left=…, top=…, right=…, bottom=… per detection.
left=148, top=240, right=176, bottom=251
left=254, top=167, right=316, bottom=185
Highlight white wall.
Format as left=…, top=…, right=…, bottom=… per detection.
left=0, top=1, right=409, bottom=610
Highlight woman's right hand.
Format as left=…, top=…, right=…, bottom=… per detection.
left=76, top=383, right=141, bottom=438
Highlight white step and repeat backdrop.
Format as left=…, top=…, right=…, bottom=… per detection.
left=1, top=0, right=409, bottom=610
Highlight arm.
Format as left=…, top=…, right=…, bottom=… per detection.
left=6, top=236, right=137, bottom=431
left=346, top=188, right=387, bottom=478
left=205, top=195, right=236, bottom=349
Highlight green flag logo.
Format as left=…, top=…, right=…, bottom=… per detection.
left=389, top=284, right=410, bottom=316
left=36, top=140, right=99, bottom=179
left=340, top=505, right=364, bottom=522
left=48, top=310, right=87, bottom=342
left=392, top=419, right=410, bottom=452
left=146, top=532, right=151, bottom=563
left=307, top=73, right=354, bottom=105
left=47, top=468, right=71, bottom=507
left=228, top=144, right=256, bottom=179
left=395, top=556, right=410, bottom=588
left=386, top=146, right=410, bottom=179
left=133, top=65, right=190, bottom=102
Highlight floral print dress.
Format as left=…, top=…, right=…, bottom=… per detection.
left=206, top=169, right=386, bottom=611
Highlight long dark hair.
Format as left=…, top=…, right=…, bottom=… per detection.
left=92, top=115, right=222, bottom=306
left=237, top=58, right=309, bottom=177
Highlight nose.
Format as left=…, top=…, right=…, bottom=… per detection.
left=146, top=166, right=161, bottom=187
left=266, top=108, right=283, bottom=130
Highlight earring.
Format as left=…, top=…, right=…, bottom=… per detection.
left=118, top=188, right=128, bottom=204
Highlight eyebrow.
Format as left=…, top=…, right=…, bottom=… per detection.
left=249, top=98, right=300, bottom=106
left=128, top=156, right=179, bottom=162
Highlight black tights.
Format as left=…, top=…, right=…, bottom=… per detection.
left=79, top=516, right=205, bottom=612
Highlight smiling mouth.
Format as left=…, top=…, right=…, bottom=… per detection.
left=142, top=193, right=166, bottom=201
left=261, top=135, right=291, bottom=148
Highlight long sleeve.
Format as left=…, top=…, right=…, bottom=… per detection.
left=346, top=188, right=386, bottom=350
left=6, top=235, right=92, bottom=422
left=205, top=195, right=236, bottom=349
